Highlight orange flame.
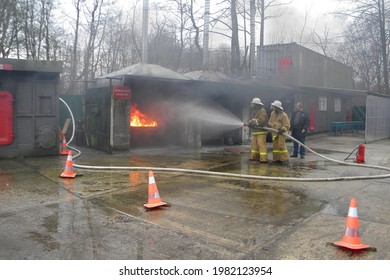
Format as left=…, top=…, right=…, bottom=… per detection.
left=130, top=105, right=158, bottom=127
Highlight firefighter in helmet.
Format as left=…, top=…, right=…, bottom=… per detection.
left=248, top=97, right=269, bottom=163
left=268, top=100, right=290, bottom=164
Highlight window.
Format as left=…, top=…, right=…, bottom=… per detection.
left=334, top=98, right=341, bottom=112
left=319, top=96, right=327, bottom=111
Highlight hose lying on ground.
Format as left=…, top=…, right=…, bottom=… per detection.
left=60, top=98, right=390, bottom=182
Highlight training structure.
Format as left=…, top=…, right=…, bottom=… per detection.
left=0, top=58, right=63, bottom=158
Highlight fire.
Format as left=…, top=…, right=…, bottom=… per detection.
left=130, top=105, right=158, bottom=127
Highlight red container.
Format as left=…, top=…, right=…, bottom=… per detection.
left=0, top=91, right=14, bottom=145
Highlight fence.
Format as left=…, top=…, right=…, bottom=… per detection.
left=365, top=94, right=390, bottom=143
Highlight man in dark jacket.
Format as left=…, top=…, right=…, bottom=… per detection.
left=290, top=102, right=310, bottom=159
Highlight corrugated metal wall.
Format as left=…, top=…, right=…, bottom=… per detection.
left=257, top=43, right=353, bottom=89
left=365, top=95, right=390, bottom=143
left=0, top=77, right=59, bottom=158
left=257, top=44, right=294, bottom=83
left=0, top=58, right=61, bottom=158
left=85, top=87, right=111, bottom=153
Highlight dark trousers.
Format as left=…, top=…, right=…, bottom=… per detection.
left=292, top=132, right=306, bottom=157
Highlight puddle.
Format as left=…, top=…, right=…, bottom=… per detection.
left=89, top=174, right=325, bottom=254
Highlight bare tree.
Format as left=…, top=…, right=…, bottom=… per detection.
left=71, top=0, right=82, bottom=91
left=257, top=0, right=292, bottom=46
left=167, top=0, right=193, bottom=70
left=209, top=44, right=231, bottom=73
left=336, top=0, right=389, bottom=94
left=0, top=0, right=18, bottom=57
left=149, top=12, right=183, bottom=69
left=311, top=22, right=333, bottom=57
left=189, top=0, right=203, bottom=66
left=231, top=0, right=241, bottom=77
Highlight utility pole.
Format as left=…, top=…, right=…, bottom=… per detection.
left=202, top=0, right=210, bottom=70
left=142, top=0, right=149, bottom=64
left=250, top=0, right=256, bottom=78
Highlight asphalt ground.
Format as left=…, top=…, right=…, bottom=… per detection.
left=0, top=133, right=389, bottom=260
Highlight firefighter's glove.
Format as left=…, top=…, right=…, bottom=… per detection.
left=278, top=128, right=285, bottom=135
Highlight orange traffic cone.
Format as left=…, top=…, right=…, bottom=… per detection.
left=333, top=198, right=370, bottom=250
left=143, top=171, right=167, bottom=209
left=60, top=136, right=69, bottom=155
left=60, top=151, right=77, bottom=178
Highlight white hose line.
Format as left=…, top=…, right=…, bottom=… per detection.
left=70, top=127, right=390, bottom=182
left=72, top=162, right=390, bottom=181
left=60, top=98, right=390, bottom=182
left=59, top=97, right=76, bottom=145
left=265, top=126, right=390, bottom=173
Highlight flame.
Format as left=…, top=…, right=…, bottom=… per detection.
left=130, top=105, right=158, bottom=127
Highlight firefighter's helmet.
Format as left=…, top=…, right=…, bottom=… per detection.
left=271, top=100, right=283, bottom=110
left=251, top=97, right=263, bottom=105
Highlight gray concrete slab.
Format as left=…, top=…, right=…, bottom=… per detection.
left=0, top=134, right=389, bottom=259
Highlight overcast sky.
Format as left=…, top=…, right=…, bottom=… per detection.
left=62, top=0, right=347, bottom=52
left=265, top=0, right=346, bottom=47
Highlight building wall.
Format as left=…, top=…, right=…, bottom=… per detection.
left=0, top=70, right=60, bottom=158
left=293, top=89, right=366, bottom=133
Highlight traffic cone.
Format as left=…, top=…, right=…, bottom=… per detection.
left=60, top=151, right=77, bottom=178
left=60, top=136, right=69, bottom=155
left=143, top=171, right=167, bottom=209
left=333, top=198, right=370, bottom=250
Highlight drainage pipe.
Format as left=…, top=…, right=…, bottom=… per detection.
left=60, top=98, right=390, bottom=182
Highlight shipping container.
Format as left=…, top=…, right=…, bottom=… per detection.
left=0, top=58, right=62, bottom=158
left=257, top=43, right=354, bottom=89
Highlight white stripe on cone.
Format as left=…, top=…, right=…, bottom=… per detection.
left=348, top=207, right=358, bottom=217
left=149, top=176, right=156, bottom=184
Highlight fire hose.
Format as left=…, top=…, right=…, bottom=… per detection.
left=60, top=98, right=390, bottom=182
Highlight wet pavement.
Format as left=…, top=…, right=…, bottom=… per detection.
left=1, top=134, right=390, bottom=260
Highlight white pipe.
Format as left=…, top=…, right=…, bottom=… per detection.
left=60, top=98, right=390, bottom=182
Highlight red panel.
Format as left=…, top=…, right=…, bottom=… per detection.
left=0, top=64, right=13, bottom=70
left=279, top=57, right=292, bottom=68
left=310, top=103, right=316, bottom=132
left=0, top=91, right=14, bottom=145
left=112, top=86, right=131, bottom=99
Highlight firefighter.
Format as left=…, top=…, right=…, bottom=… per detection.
left=269, top=100, right=290, bottom=164
left=248, top=97, right=269, bottom=163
